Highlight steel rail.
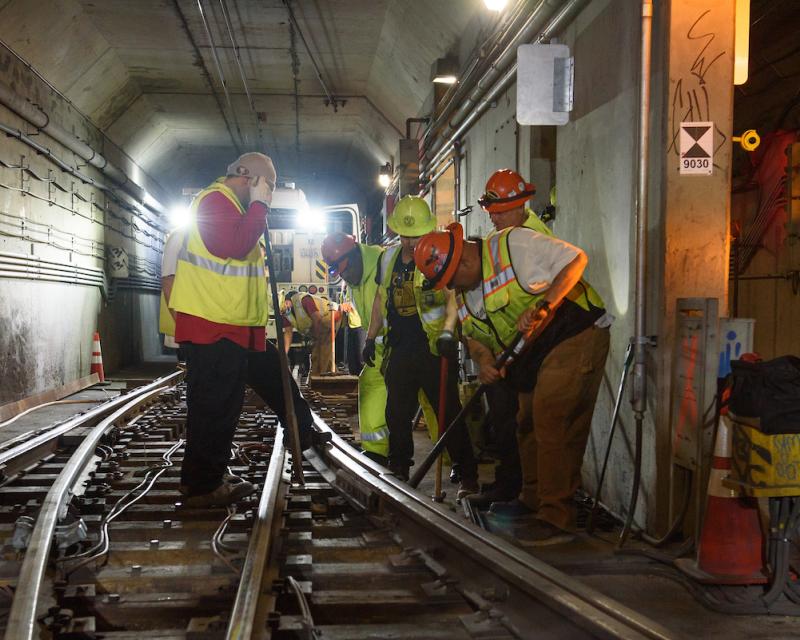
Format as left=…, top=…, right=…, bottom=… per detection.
left=308, top=413, right=675, bottom=640
left=226, top=427, right=286, bottom=640
left=3, top=372, right=182, bottom=640
left=0, top=371, right=182, bottom=478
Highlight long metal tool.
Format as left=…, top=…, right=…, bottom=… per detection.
left=263, top=227, right=305, bottom=484
left=433, top=356, right=449, bottom=500
left=586, top=342, right=633, bottom=534
left=409, top=317, right=552, bottom=489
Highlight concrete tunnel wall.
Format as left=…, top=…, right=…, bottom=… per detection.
left=0, top=49, right=165, bottom=404
left=452, top=0, right=656, bottom=527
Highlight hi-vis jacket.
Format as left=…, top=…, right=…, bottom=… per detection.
left=170, top=181, right=268, bottom=326
left=458, top=225, right=604, bottom=355
left=285, top=293, right=337, bottom=336
left=377, top=245, right=447, bottom=356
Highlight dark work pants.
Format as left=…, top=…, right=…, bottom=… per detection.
left=246, top=343, right=313, bottom=441
left=384, top=344, right=477, bottom=479
left=182, top=339, right=248, bottom=495
left=485, top=381, right=522, bottom=495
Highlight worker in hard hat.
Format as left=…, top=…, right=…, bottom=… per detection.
left=170, top=152, right=275, bottom=508
left=413, top=221, right=610, bottom=546
left=321, top=233, right=389, bottom=464
left=473, top=169, right=612, bottom=518
left=364, top=195, right=479, bottom=498
left=281, top=290, right=341, bottom=376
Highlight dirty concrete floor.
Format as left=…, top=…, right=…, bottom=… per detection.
left=408, top=430, right=800, bottom=640
left=0, top=360, right=178, bottom=446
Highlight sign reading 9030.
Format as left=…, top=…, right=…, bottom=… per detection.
left=679, top=121, right=713, bottom=175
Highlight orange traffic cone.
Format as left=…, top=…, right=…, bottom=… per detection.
left=90, top=331, right=105, bottom=383
left=675, top=414, right=766, bottom=584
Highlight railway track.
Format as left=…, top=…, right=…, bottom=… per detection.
left=0, top=372, right=675, bottom=639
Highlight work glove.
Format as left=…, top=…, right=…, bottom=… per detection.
left=436, top=330, right=458, bottom=361
left=249, top=175, right=274, bottom=207
left=362, top=338, right=376, bottom=367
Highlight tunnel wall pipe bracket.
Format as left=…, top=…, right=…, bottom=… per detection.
left=421, top=0, right=589, bottom=185
left=0, top=80, right=164, bottom=218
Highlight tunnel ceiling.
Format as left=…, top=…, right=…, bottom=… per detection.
left=0, top=0, right=484, bottom=207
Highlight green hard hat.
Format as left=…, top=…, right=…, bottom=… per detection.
left=388, top=195, right=436, bottom=237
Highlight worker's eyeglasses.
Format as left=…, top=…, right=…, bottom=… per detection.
left=327, top=249, right=358, bottom=278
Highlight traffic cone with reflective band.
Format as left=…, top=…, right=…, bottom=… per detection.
left=675, top=414, right=766, bottom=584
left=90, top=331, right=105, bottom=383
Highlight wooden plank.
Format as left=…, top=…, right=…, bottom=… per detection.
left=0, top=373, right=100, bottom=422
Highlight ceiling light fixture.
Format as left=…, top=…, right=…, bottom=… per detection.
left=734, top=0, right=750, bottom=85
left=484, top=0, right=508, bottom=11
left=378, top=163, right=392, bottom=188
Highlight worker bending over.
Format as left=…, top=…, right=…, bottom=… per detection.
left=322, top=233, right=389, bottom=464
left=365, top=195, right=479, bottom=498
left=282, top=290, right=341, bottom=376
left=414, top=220, right=610, bottom=545
left=467, top=169, right=611, bottom=515
left=170, top=152, right=275, bottom=508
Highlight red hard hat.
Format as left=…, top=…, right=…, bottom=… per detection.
left=321, top=233, right=357, bottom=278
left=413, top=222, right=464, bottom=290
left=478, top=169, right=536, bottom=213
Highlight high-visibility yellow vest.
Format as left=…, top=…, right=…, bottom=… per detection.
left=286, top=293, right=336, bottom=336
left=158, top=230, right=180, bottom=338
left=159, top=290, right=176, bottom=337
left=469, top=228, right=604, bottom=351
left=169, top=181, right=268, bottom=327
left=378, top=245, right=446, bottom=355
left=348, top=244, right=382, bottom=328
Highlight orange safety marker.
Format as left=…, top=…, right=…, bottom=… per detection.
left=90, top=331, right=105, bottom=383
left=675, top=413, right=766, bottom=584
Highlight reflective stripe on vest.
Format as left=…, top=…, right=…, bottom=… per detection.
left=378, top=244, right=446, bottom=355
left=360, top=426, right=390, bottom=442
left=458, top=291, right=505, bottom=355
left=178, top=247, right=263, bottom=278
left=169, top=181, right=268, bottom=327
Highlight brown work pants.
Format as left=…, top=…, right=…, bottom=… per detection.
left=516, top=324, right=610, bottom=531
left=310, top=317, right=342, bottom=376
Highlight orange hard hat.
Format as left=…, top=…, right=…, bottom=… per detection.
left=413, top=222, right=464, bottom=290
left=321, top=233, right=358, bottom=278
left=478, top=169, right=536, bottom=213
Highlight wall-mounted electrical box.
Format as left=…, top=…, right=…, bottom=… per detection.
left=516, top=43, right=574, bottom=126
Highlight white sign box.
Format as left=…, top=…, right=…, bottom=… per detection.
left=679, top=121, right=714, bottom=175
left=517, top=44, right=573, bottom=126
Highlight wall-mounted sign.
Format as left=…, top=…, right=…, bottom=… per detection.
left=679, top=121, right=713, bottom=175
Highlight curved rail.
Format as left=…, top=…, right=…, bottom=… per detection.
left=226, top=427, right=287, bottom=639
left=0, top=371, right=183, bottom=478
left=308, top=411, right=675, bottom=640
left=4, top=372, right=182, bottom=640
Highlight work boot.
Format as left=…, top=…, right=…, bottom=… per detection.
left=466, top=486, right=519, bottom=510
left=388, top=461, right=410, bottom=482
left=489, top=498, right=537, bottom=519
left=515, top=519, right=575, bottom=547
left=449, top=466, right=461, bottom=484
left=456, top=477, right=480, bottom=501
left=183, top=479, right=256, bottom=508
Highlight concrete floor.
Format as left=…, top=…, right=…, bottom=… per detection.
left=409, top=430, right=800, bottom=640
left=0, top=360, right=178, bottom=446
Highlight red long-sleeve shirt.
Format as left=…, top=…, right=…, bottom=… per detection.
left=175, top=190, right=267, bottom=351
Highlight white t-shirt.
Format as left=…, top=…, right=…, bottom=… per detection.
left=161, top=231, right=185, bottom=348
left=463, top=228, right=580, bottom=319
